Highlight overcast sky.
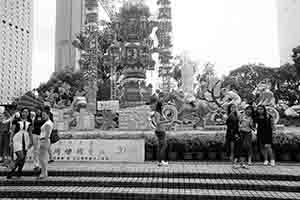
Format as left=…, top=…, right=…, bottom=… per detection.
left=32, top=0, right=279, bottom=88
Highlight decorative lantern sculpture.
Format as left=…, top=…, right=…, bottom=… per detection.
left=104, top=1, right=155, bottom=107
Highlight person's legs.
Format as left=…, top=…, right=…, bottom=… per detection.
left=17, top=151, right=27, bottom=176
left=32, top=134, right=40, bottom=169
left=39, top=140, right=49, bottom=178
left=2, top=134, right=10, bottom=159
left=239, top=132, right=248, bottom=168
left=7, top=151, right=25, bottom=179
left=230, top=141, right=235, bottom=161
left=156, top=131, right=167, bottom=165
left=159, top=135, right=167, bottom=162
left=0, top=134, right=4, bottom=161
left=245, top=132, right=253, bottom=165
left=266, top=145, right=275, bottom=166
left=48, top=144, right=54, bottom=163
left=262, top=144, right=268, bottom=165
left=233, top=139, right=240, bottom=168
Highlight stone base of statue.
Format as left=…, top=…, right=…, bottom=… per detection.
left=75, top=108, right=95, bottom=131
left=119, top=105, right=152, bottom=130
left=120, top=81, right=152, bottom=108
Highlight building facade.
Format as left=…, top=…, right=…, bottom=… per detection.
left=55, top=0, right=85, bottom=72
left=277, top=0, right=300, bottom=65
left=0, top=0, right=33, bottom=104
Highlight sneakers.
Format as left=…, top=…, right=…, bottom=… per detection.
left=264, top=160, right=276, bottom=166
left=270, top=160, right=276, bottom=166
left=158, top=161, right=168, bottom=167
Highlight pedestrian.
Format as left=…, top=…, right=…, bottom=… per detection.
left=32, top=107, right=44, bottom=171
left=238, top=105, right=255, bottom=167
left=225, top=103, right=239, bottom=165
left=0, top=107, right=10, bottom=163
left=44, top=106, right=54, bottom=163
left=37, top=109, right=54, bottom=179
left=148, top=96, right=172, bottom=167
left=255, top=105, right=276, bottom=166
left=7, top=107, right=33, bottom=179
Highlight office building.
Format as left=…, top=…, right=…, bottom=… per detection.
left=55, top=0, right=85, bottom=72
left=0, top=0, right=33, bottom=104
left=277, top=0, right=300, bottom=65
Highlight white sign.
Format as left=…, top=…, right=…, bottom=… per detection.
left=27, top=139, right=144, bottom=162
left=97, top=100, right=119, bottom=111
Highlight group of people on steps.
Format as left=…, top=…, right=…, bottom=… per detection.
left=0, top=106, right=54, bottom=179
left=148, top=95, right=276, bottom=168
left=226, top=104, right=276, bottom=168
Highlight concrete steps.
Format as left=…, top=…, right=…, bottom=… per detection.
left=0, top=162, right=299, bottom=199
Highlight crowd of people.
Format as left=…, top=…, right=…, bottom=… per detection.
left=0, top=105, right=54, bottom=179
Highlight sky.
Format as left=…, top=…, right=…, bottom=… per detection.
left=32, top=0, right=280, bottom=88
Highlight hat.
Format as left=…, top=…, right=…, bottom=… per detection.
left=146, top=95, right=159, bottom=105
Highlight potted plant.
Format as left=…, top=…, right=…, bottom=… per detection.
left=193, top=136, right=206, bottom=160
left=214, top=133, right=226, bottom=160
left=183, top=136, right=193, bottom=160
left=274, top=133, right=291, bottom=161
left=145, top=136, right=156, bottom=161
left=218, top=142, right=227, bottom=161
left=167, top=137, right=179, bottom=161
left=207, top=136, right=218, bottom=160
left=293, top=135, right=300, bottom=162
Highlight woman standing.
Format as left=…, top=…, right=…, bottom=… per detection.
left=255, top=105, right=276, bottom=166
left=38, top=109, right=54, bottom=179
left=32, top=108, right=44, bottom=171
left=148, top=96, right=172, bottom=167
left=225, top=103, right=239, bottom=165
left=7, top=107, right=33, bottom=179
left=0, top=111, right=10, bottom=163
left=239, top=105, right=255, bottom=166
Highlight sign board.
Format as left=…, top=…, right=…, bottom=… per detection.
left=97, top=100, right=119, bottom=111
left=27, top=139, right=144, bottom=162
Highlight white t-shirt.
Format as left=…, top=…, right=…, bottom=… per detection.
left=40, top=120, right=54, bottom=139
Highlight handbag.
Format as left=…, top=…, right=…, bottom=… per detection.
left=50, top=129, right=60, bottom=144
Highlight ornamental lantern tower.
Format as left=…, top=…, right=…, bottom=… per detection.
left=107, top=1, right=156, bottom=107
left=83, top=0, right=100, bottom=114
left=156, top=0, right=173, bottom=93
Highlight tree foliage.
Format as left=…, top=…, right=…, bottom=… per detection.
left=222, top=63, right=300, bottom=105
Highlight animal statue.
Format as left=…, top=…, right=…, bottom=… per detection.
left=161, top=90, right=211, bottom=127
left=252, top=80, right=280, bottom=124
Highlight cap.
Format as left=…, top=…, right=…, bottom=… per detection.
left=146, top=95, right=159, bottom=105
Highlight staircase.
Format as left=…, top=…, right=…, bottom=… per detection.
left=0, top=162, right=300, bottom=199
